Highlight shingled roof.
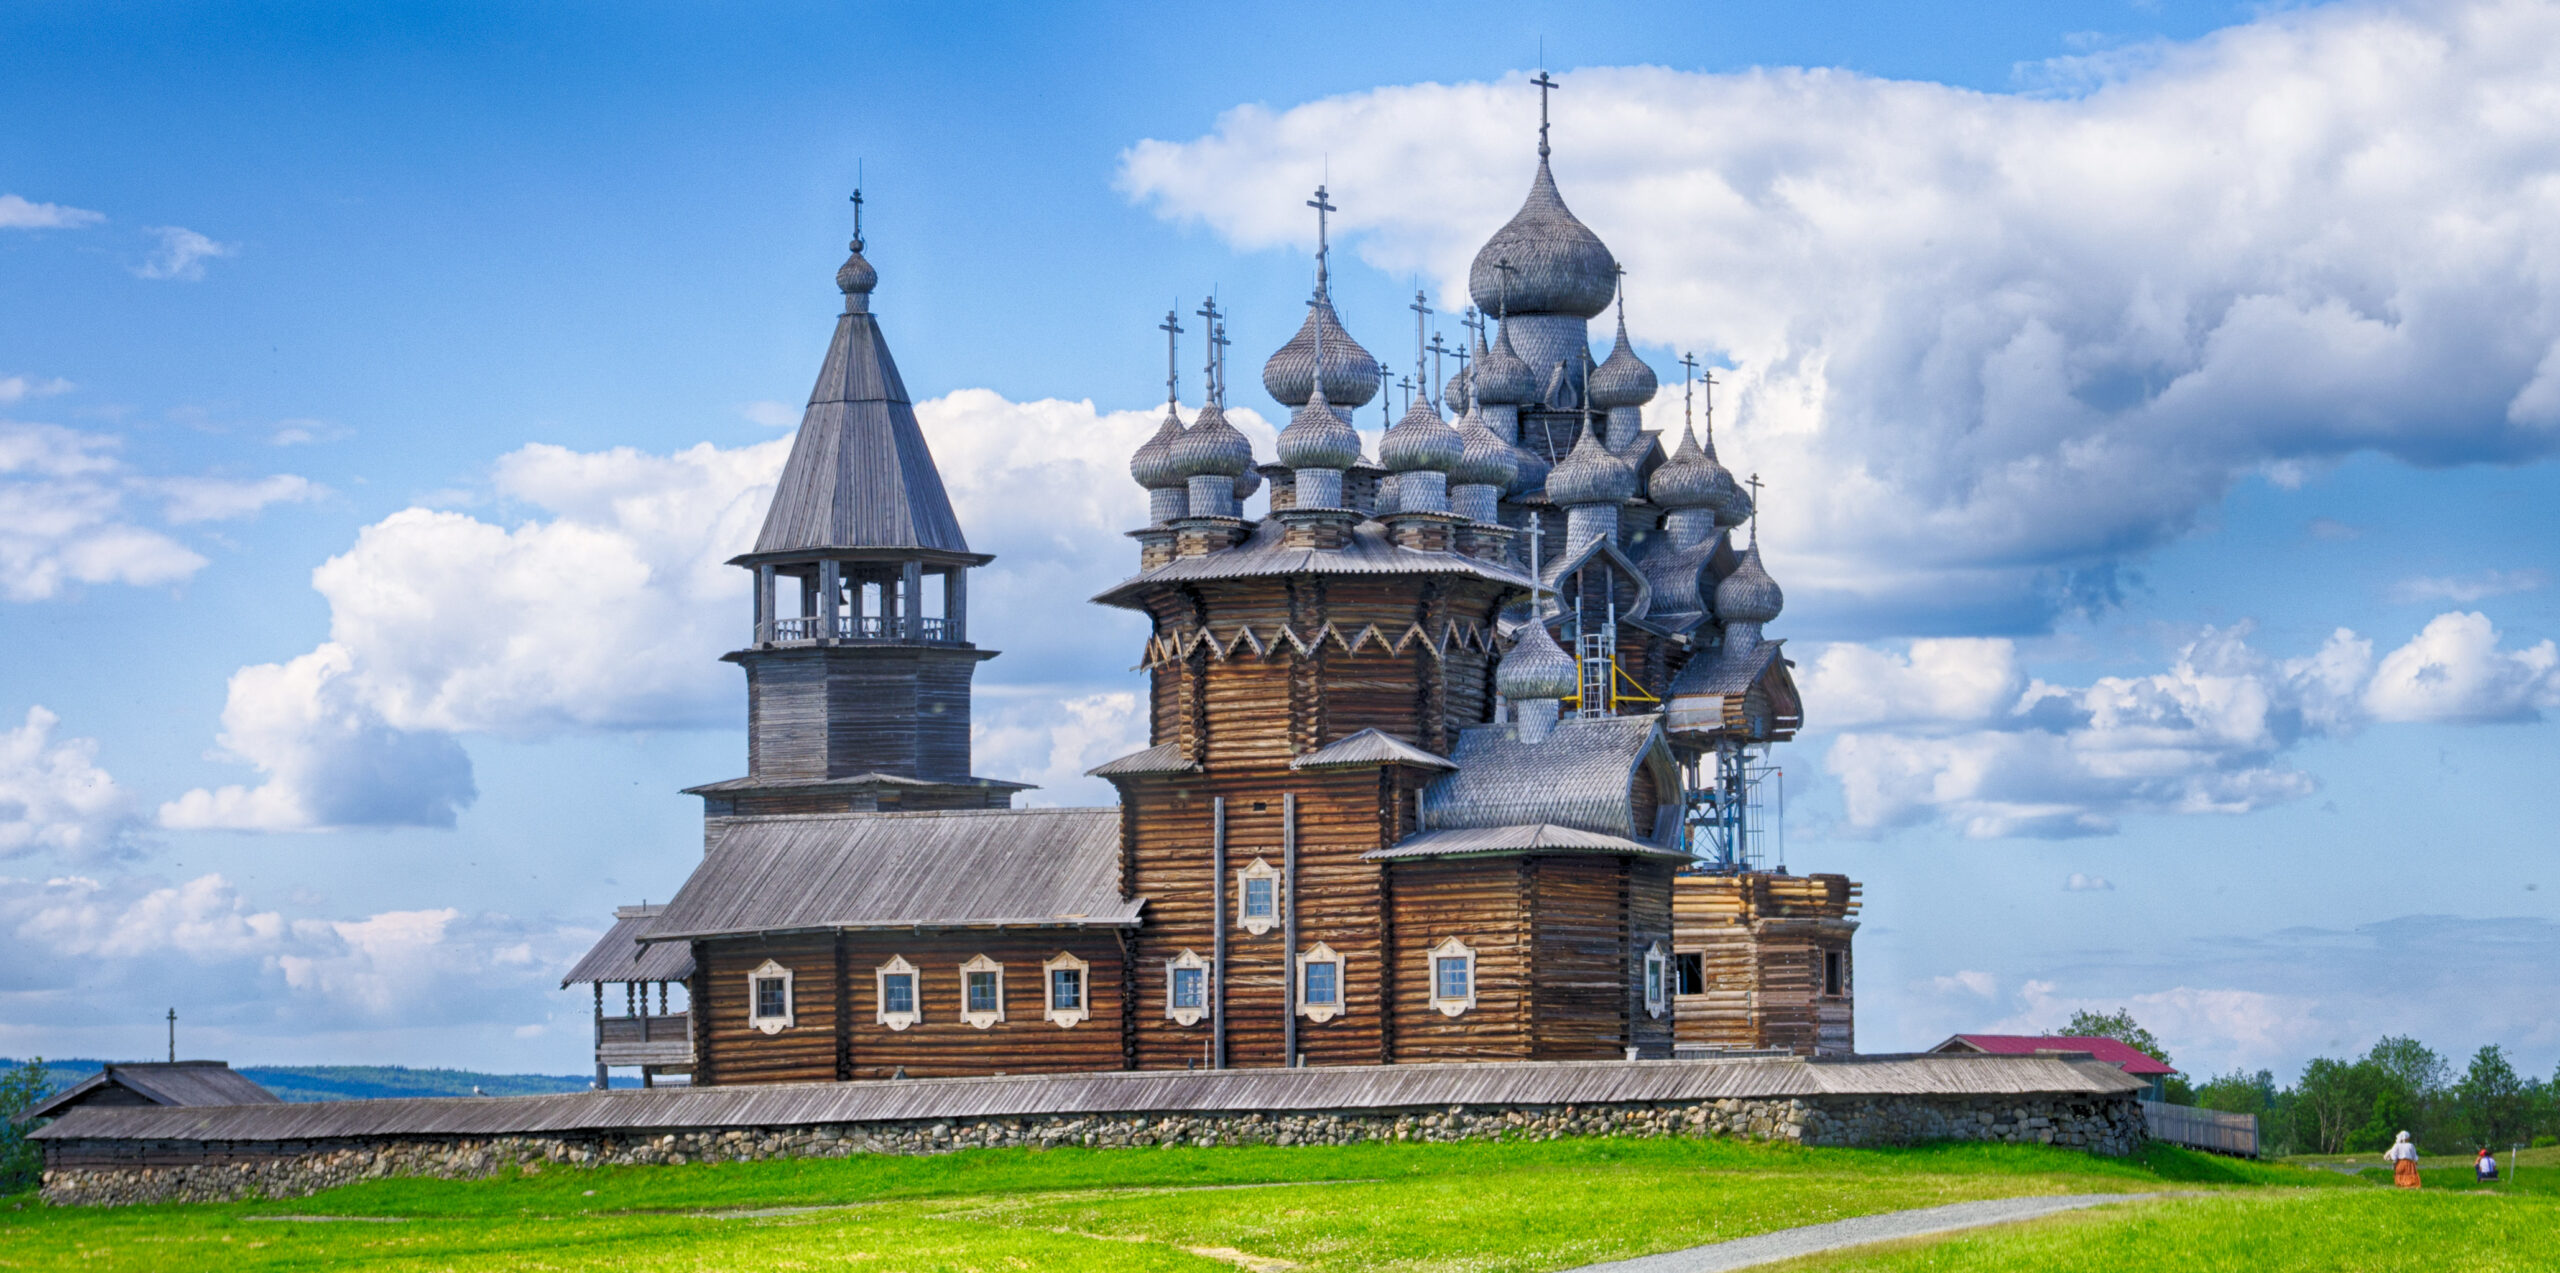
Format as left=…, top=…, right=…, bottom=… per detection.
left=645, top=809, right=1142, bottom=941
left=743, top=263, right=977, bottom=561
left=1421, top=714, right=1680, bottom=842
left=24, top=1062, right=279, bottom=1122
left=560, top=905, right=696, bottom=987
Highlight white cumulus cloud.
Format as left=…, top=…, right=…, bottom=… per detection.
left=1817, top=613, right=2552, bottom=838
left=0, top=414, right=319, bottom=601
left=0, top=194, right=103, bottom=231
left=0, top=707, right=141, bottom=862
left=1122, top=0, right=2560, bottom=629
left=133, top=225, right=235, bottom=281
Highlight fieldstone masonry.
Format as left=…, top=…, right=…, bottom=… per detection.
left=43, top=1091, right=2144, bottom=1206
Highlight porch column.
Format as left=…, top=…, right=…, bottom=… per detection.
left=902, top=561, right=924, bottom=640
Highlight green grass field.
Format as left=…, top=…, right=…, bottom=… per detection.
left=0, top=1137, right=2527, bottom=1273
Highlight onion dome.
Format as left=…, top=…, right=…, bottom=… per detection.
left=1381, top=397, right=1462, bottom=473
left=1262, top=300, right=1381, bottom=408
left=1467, top=159, right=1617, bottom=320
left=1275, top=386, right=1364, bottom=471
left=1647, top=426, right=1738, bottom=511
left=1450, top=406, right=1519, bottom=490
left=1444, top=364, right=1472, bottom=414
left=1714, top=541, right=1784, bottom=624
left=1130, top=407, right=1188, bottom=492
left=1232, top=464, right=1264, bottom=503
left=1544, top=421, right=1638, bottom=507
left=835, top=241, right=878, bottom=298
left=1588, top=314, right=1658, bottom=409
left=1169, top=400, right=1254, bottom=479
left=1497, top=617, right=1581, bottom=701
left=1473, top=324, right=1536, bottom=406
left=1507, top=440, right=1552, bottom=497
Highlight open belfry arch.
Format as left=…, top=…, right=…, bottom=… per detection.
left=570, top=73, right=1858, bottom=1087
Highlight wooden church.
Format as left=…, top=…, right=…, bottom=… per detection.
left=568, top=90, right=1860, bottom=1085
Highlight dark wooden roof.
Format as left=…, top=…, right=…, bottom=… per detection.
left=1290, top=728, right=1457, bottom=772
left=646, top=809, right=1142, bottom=941
left=24, top=1062, right=278, bottom=1121
left=1085, top=742, right=1199, bottom=778
left=1093, top=517, right=1536, bottom=610
left=1423, top=714, right=1680, bottom=841
left=31, top=1055, right=2145, bottom=1144
left=561, top=906, right=697, bottom=987
left=682, top=772, right=1034, bottom=796
left=744, top=300, right=977, bottom=562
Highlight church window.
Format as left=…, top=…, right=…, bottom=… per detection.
left=747, top=959, right=795, bottom=1035
left=1236, top=858, right=1281, bottom=935
left=1427, top=937, right=1477, bottom=1017
left=960, top=954, right=1005, bottom=1029
left=1043, top=951, right=1090, bottom=1027
left=1674, top=952, right=1705, bottom=996
left=1296, top=943, right=1344, bottom=1023
left=876, top=955, right=921, bottom=1031
left=1643, top=943, right=1669, bottom=1017
left=1165, top=949, right=1210, bottom=1025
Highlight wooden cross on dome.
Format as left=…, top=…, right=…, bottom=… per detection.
left=1532, top=70, right=1559, bottom=158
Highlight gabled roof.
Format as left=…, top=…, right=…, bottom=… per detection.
left=1366, top=822, right=1687, bottom=861
left=1668, top=637, right=1786, bottom=697
left=682, top=772, right=1034, bottom=796
left=1422, top=714, right=1680, bottom=842
left=1538, top=530, right=1654, bottom=625
left=560, top=905, right=696, bottom=987
left=23, top=1061, right=279, bottom=1122
left=1290, top=728, right=1457, bottom=772
left=1931, top=1034, right=2179, bottom=1077
left=744, top=299, right=976, bottom=561
left=646, top=809, right=1142, bottom=941
left=1085, top=742, right=1198, bottom=779
left=1094, top=517, right=1536, bottom=610
left=1630, top=531, right=1734, bottom=636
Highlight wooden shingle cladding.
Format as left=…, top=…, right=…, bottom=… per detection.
left=693, top=930, right=1125, bottom=1083
left=1672, top=872, right=1860, bottom=1058
left=733, top=643, right=990, bottom=784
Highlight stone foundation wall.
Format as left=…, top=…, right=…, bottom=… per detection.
left=42, top=1091, right=2145, bottom=1207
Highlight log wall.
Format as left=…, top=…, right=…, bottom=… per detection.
left=1671, top=872, right=1860, bottom=1057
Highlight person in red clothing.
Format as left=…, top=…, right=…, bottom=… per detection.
left=2476, top=1147, right=2499, bottom=1183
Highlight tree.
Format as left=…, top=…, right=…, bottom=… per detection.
left=0, top=1057, right=51, bottom=1194
left=2196, top=1068, right=2277, bottom=1117
left=2294, top=1056, right=2372, bottom=1154
left=2365, top=1035, right=2449, bottom=1098
left=2454, top=1045, right=2529, bottom=1146
left=2059, top=1008, right=2174, bottom=1072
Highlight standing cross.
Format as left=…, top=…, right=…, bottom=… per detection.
left=1525, top=516, right=1546, bottom=603
left=849, top=180, right=865, bottom=249
left=1398, top=374, right=1416, bottom=414
left=1531, top=70, right=1560, bottom=158
left=1428, top=333, right=1450, bottom=409
left=1307, top=185, right=1338, bottom=297
left=1196, top=295, right=1223, bottom=403
left=1409, top=289, right=1433, bottom=406
left=1159, top=308, right=1184, bottom=408
left=1745, top=472, right=1763, bottom=541
left=1679, top=352, right=1701, bottom=427
left=167, top=1007, right=177, bottom=1063
left=1462, top=305, right=1486, bottom=351
left=1702, top=367, right=1720, bottom=439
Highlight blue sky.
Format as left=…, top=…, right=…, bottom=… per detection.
left=3, top=0, right=2554, bottom=1080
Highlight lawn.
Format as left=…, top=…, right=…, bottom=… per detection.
left=0, top=1139, right=2362, bottom=1273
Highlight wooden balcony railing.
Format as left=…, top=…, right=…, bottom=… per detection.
left=595, top=1012, right=693, bottom=1068
left=760, top=616, right=955, bottom=644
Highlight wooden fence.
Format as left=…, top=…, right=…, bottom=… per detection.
left=2142, top=1100, right=2258, bottom=1157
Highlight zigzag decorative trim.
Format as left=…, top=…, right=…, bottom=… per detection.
left=1138, top=620, right=1500, bottom=670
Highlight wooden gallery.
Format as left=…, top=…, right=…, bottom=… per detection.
left=567, top=123, right=1862, bottom=1087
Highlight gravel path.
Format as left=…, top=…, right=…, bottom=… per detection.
left=1566, top=1192, right=2179, bottom=1272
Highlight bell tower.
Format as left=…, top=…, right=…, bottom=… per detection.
left=688, top=214, right=1029, bottom=823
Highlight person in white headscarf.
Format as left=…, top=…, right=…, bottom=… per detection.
left=2385, top=1130, right=2421, bottom=1188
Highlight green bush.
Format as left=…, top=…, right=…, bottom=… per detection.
left=0, top=1057, right=50, bottom=1192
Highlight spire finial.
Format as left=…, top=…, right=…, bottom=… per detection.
left=1613, top=262, right=1627, bottom=326
left=1463, top=305, right=1486, bottom=349
left=1745, top=471, right=1763, bottom=544
left=1493, top=258, right=1515, bottom=322
left=1680, top=352, right=1700, bottom=429
left=1159, top=306, right=1184, bottom=409
left=1382, top=365, right=1396, bottom=427
left=1703, top=366, right=1720, bottom=445
left=1196, top=294, right=1223, bottom=405
left=1526, top=515, right=1546, bottom=601
left=1307, top=184, right=1338, bottom=300
left=1409, top=288, right=1433, bottom=407
left=1530, top=69, right=1560, bottom=160
left=849, top=164, right=866, bottom=251
left=1428, top=332, right=1450, bottom=410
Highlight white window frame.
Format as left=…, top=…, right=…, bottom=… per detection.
left=748, top=959, right=795, bottom=1035
left=875, top=954, right=921, bottom=1031
left=1165, top=948, right=1210, bottom=1026
left=1043, top=951, right=1090, bottom=1028
left=959, top=954, right=1005, bottom=1029
left=1235, top=857, right=1282, bottom=935
left=1643, top=941, right=1669, bottom=1018
left=1427, top=937, right=1477, bottom=1017
left=1295, top=942, right=1345, bottom=1022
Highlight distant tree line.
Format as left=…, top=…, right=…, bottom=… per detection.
left=2059, top=1012, right=2558, bottom=1157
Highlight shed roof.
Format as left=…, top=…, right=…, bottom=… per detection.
left=561, top=906, right=697, bottom=987
left=1365, top=823, right=1687, bottom=862
left=31, top=1054, right=2145, bottom=1144
left=1290, top=728, right=1457, bottom=772
left=24, top=1062, right=279, bottom=1122
left=744, top=286, right=976, bottom=561
left=1085, top=742, right=1198, bottom=779
left=1931, top=1035, right=2179, bottom=1077
left=646, top=809, right=1141, bottom=941
left=1422, top=714, right=1679, bottom=842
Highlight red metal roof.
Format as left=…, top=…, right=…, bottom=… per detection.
left=1932, top=1034, right=2177, bottom=1076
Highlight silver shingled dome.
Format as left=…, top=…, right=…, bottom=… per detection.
left=1275, top=386, right=1364, bottom=471
left=1130, top=407, right=1188, bottom=491
left=1466, top=160, right=1617, bottom=320
left=1471, top=324, right=1536, bottom=406
left=1497, top=618, right=1581, bottom=701
left=1587, top=314, right=1658, bottom=409
left=1646, top=425, right=1738, bottom=511
left=1168, top=400, right=1255, bottom=479
left=1449, top=405, right=1519, bottom=489
left=1381, top=397, right=1462, bottom=473
left=1543, top=421, right=1638, bottom=507
left=1261, top=300, right=1381, bottom=409
left=1714, top=541, right=1784, bottom=624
